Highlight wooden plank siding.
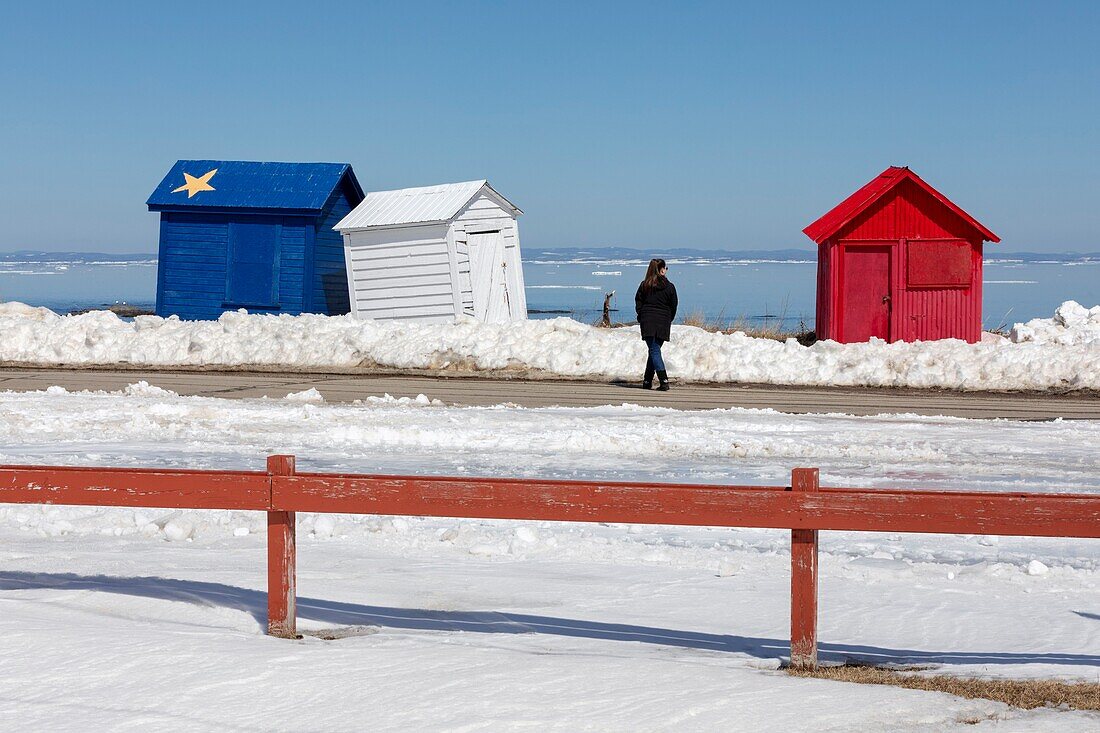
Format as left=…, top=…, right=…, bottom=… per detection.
left=344, top=224, right=456, bottom=322
left=312, top=188, right=354, bottom=315
left=150, top=162, right=363, bottom=320
left=452, top=193, right=525, bottom=318
left=338, top=184, right=526, bottom=323
left=155, top=211, right=354, bottom=320
left=156, top=213, right=231, bottom=320
left=276, top=220, right=308, bottom=315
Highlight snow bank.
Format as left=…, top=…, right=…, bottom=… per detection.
left=2, top=387, right=1098, bottom=723
left=2, top=301, right=1099, bottom=391
left=1009, top=300, right=1100, bottom=346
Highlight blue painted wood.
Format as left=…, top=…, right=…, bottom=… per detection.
left=226, top=221, right=280, bottom=307
left=147, top=161, right=364, bottom=213
left=149, top=161, right=363, bottom=319
left=312, top=185, right=354, bottom=315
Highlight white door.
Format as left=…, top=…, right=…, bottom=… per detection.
left=468, top=231, right=512, bottom=322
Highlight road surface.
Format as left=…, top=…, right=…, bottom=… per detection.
left=1, top=367, right=1097, bottom=419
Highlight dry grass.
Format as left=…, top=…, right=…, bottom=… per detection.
left=679, top=309, right=817, bottom=344
left=591, top=293, right=817, bottom=343
left=788, top=664, right=1100, bottom=712
left=985, top=307, right=1016, bottom=336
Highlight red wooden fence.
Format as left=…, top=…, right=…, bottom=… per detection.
left=2, top=456, right=1098, bottom=669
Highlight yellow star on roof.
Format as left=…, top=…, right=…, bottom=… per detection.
left=172, top=168, right=218, bottom=198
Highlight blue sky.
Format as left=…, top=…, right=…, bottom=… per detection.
left=1, top=1, right=1096, bottom=252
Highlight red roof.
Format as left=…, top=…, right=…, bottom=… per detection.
left=802, top=167, right=1000, bottom=244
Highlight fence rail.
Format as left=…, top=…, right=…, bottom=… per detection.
left=2, top=456, right=1098, bottom=668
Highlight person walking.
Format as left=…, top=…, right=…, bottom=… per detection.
left=634, top=258, right=677, bottom=391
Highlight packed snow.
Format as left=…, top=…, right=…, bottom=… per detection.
left=0, top=385, right=1098, bottom=730
left=2, top=300, right=1100, bottom=391
left=1009, top=300, right=1100, bottom=346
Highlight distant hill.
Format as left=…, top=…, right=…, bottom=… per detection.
left=0, top=250, right=157, bottom=264
left=984, top=251, right=1100, bottom=263
left=526, top=247, right=817, bottom=263
left=2, top=247, right=1098, bottom=266
left=525, top=246, right=1100, bottom=264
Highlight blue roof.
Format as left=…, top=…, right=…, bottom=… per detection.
left=147, top=160, right=363, bottom=213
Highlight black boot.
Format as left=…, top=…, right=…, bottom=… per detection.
left=643, top=364, right=655, bottom=390
left=656, top=370, right=670, bottom=391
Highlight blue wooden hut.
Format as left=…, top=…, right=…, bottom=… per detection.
left=147, top=160, right=364, bottom=320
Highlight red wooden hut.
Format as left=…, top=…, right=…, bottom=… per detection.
left=803, top=167, right=1000, bottom=344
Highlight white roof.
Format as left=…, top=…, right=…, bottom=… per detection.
left=334, top=180, right=520, bottom=231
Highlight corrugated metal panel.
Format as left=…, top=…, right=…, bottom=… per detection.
left=335, top=180, right=521, bottom=231
left=842, top=180, right=979, bottom=241
left=336, top=181, right=485, bottom=230
left=813, top=170, right=991, bottom=344
left=147, top=160, right=361, bottom=212
left=803, top=167, right=999, bottom=244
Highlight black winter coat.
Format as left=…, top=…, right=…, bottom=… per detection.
left=635, top=277, right=678, bottom=343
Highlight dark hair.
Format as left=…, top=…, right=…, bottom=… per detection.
left=641, top=258, right=667, bottom=292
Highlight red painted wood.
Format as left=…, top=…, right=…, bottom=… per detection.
left=0, top=465, right=269, bottom=510
left=840, top=245, right=891, bottom=341
left=2, top=462, right=1096, bottom=540
left=266, top=456, right=297, bottom=638
left=271, top=473, right=1100, bottom=539
left=815, top=242, right=832, bottom=338
left=805, top=167, right=997, bottom=343
left=790, top=468, right=819, bottom=669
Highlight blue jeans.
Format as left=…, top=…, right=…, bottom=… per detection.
left=644, top=337, right=666, bottom=375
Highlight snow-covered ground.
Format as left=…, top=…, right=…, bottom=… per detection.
left=1, top=385, right=1098, bottom=731
left=2, top=300, right=1100, bottom=391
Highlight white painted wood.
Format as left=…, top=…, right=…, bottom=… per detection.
left=444, top=225, right=464, bottom=317
left=354, top=283, right=455, bottom=301
left=342, top=233, right=360, bottom=319
left=505, top=219, right=528, bottom=316
left=469, top=231, right=514, bottom=322
left=352, top=272, right=453, bottom=289
left=339, top=183, right=526, bottom=323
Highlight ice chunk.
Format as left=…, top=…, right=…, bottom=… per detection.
left=284, top=388, right=325, bottom=403
left=1026, top=560, right=1049, bottom=576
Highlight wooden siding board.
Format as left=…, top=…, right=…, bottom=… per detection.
left=455, top=214, right=525, bottom=319
left=310, top=189, right=352, bottom=315
left=354, top=283, right=456, bottom=301
left=348, top=262, right=453, bottom=282
left=444, top=225, right=464, bottom=315
left=156, top=213, right=230, bottom=319
left=354, top=301, right=456, bottom=316
left=340, top=195, right=525, bottom=323
left=153, top=167, right=362, bottom=319
left=344, top=225, right=456, bottom=322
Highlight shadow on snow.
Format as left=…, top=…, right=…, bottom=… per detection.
left=2, top=570, right=1096, bottom=668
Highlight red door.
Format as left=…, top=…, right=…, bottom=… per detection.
left=840, top=246, right=891, bottom=341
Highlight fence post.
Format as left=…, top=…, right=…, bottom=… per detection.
left=267, top=455, right=297, bottom=638
left=790, top=467, right=819, bottom=669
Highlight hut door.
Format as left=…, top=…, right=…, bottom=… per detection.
left=468, top=231, right=511, bottom=322
left=226, top=221, right=280, bottom=308
left=841, top=246, right=891, bottom=341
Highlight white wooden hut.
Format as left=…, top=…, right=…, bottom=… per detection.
left=334, top=180, right=526, bottom=323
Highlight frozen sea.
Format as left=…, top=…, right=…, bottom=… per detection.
left=1, top=251, right=1098, bottom=330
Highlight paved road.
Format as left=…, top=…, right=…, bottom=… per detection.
left=1, top=367, right=1097, bottom=419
